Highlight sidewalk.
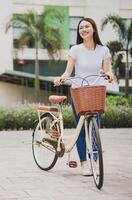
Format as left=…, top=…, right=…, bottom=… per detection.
left=0, top=128, right=132, bottom=200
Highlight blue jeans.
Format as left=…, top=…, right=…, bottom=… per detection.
left=71, top=101, right=100, bottom=162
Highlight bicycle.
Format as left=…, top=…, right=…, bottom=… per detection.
left=32, top=75, right=107, bottom=189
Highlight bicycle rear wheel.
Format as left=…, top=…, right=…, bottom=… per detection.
left=32, top=113, right=58, bottom=171
left=88, top=117, right=104, bottom=189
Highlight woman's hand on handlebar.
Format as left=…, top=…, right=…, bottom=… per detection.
left=54, top=77, right=65, bottom=86
left=104, top=71, right=114, bottom=83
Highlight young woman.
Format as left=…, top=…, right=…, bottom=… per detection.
left=54, top=18, right=113, bottom=176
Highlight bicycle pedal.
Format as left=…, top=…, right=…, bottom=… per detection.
left=68, top=161, right=77, bottom=168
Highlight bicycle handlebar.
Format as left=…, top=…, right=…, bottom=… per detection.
left=63, top=73, right=107, bottom=87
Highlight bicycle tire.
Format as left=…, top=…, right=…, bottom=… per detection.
left=32, top=113, right=58, bottom=171
left=87, top=117, right=104, bottom=189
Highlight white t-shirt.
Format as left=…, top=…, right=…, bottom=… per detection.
left=68, top=43, right=111, bottom=87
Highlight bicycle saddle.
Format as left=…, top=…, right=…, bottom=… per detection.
left=49, top=95, right=67, bottom=104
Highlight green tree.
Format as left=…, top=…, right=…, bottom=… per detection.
left=6, top=8, right=63, bottom=102
left=101, top=14, right=132, bottom=97
left=107, top=41, right=123, bottom=79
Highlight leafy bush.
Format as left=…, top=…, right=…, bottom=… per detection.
left=101, top=105, right=132, bottom=128
left=101, top=95, right=132, bottom=127
left=0, top=96, right=132, bottom=130
left=0, top=104, right=38, bottom=130
left=62, top=105, right=74, bottom=128
left=106, top=95, right=132, bottom=106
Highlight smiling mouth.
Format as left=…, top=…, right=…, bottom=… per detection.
left=82, top=32, right=90, bottom=35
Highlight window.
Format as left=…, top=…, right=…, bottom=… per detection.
left=13, top=26, right=35, bottom=48
left=123, top=18, right=132, bottom=26
left=13, top=15, right=27, bottom=40
left=13, top=27, right=24, bottom=39
left=69, top=16, right=82, bottom=46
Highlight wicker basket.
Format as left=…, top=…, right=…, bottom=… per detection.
left=70, top=85, right=106, bottom=116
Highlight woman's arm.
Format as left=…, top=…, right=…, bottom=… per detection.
left=54, top=55, right=75, bottom=86
left=61, top=56, right=75, bottom=78
left=102, top=58, right=110, bottom=73
left=102, top=58, right=113, bottom=82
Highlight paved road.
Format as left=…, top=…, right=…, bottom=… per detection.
left=0, top=128, right=132, bottom=200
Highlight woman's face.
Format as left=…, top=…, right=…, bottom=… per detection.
left=79, top=20, right=94, bottom=40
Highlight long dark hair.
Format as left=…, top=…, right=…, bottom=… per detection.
left=76, top=18, right=103, bottom=46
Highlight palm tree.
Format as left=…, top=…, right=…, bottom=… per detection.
left=6, top=8, right=63, bottom=102
left=101, top=14, right=132, bottom=97
left=107, top=40, right=123, bottom=79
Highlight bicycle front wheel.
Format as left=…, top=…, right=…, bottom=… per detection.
left=88, top=117, right=104, bottom=189
left=32, top=113, right=58, bottom=171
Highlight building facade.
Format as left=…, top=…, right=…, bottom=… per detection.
left=0, top=0, right=132, bottom=105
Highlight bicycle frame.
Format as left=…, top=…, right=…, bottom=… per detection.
left=64, top=115, right=85, bottom=152
left=37, top=105, right=86, bottom=154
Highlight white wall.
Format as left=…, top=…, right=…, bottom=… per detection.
left=13, top=0, right=85, bottom=14
left=13, top=0, right=85, bottom=7
left=0, top=82, right=33, bottom=105
left=0, top=81, right=47, bottom=105
left=120, top=0, right=132, bottom=18
left=0, top=0, right=13, bottom=74
left=14, top=48, right=68, bottom=60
